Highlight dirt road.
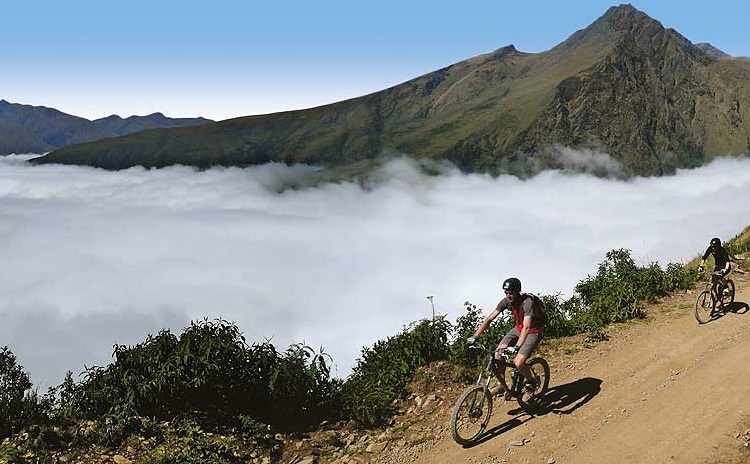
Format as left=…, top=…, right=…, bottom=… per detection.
left=406, top=271, right=750, bottom=464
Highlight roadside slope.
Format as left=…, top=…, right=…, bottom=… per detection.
left=399, top=264, right=750, bottom=464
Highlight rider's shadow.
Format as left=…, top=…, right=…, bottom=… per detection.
left=724, top=301, right=749, bottom=315
left=534, top=377, right=602, bottom=416
left=467, top=377, right=602, bottom=447
left=708, top=300, right=750, bottom=322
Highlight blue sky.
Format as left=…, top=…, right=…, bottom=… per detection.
left=2, top=1, right=748, bottom=121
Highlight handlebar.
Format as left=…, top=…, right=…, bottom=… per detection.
left=699, top=268, right=727, bottom=277
left=469, top=342, right=517, bottom=358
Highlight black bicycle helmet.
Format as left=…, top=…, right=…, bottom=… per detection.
left=502, top=277, right=522, bottom=293
left=710, top=237, right=721, bottom=247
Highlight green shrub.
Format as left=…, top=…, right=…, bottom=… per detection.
left=342, top=317, right=451, bottom=426
left=539, top=293, right=579, bottom=338
left=0, top=346, right=51, bottom=439
left=139, top=419, right=249, bottom=464
left=575, top=249, right=698, bottom=326
left=54, top=319, right=342, bottom=434
left=724, top=234, right=750, bottom=260
left=575, top=249, right=643, bottom=323
left=0, top=442, right=24, bottom=464
left=448, top=301, right=513, bottom=368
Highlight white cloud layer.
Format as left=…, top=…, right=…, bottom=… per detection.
left=1, top=154, right=750, bottom=387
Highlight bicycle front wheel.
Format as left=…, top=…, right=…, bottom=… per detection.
left=694, top=289, right=714, bottom=323
left=516, top=357, right=551, bottom=410
left=451, top=385, right=492, bottom=446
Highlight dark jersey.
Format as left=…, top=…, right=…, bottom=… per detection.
left=495, top=293, right=546, bottom=334
left=703, top=245, right=731, bottom=269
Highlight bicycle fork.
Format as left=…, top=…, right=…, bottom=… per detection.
left=469, top=358, right=495, bottom=414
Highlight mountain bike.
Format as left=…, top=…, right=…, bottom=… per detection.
left=694, top=270, right=735, bottom=323
left=450, top=343, right=550, bottom=446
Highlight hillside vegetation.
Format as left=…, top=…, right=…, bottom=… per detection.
left=7, top=224, right=750, bottom=463
left=33, top=5, right=750, bottom=179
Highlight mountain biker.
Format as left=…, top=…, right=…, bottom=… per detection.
left=698, top=237, right=731, bottom=276
left=466, top=277, right=546, bottom=398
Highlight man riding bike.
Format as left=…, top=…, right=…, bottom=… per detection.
left=466, top=277, right=546, bottom=400
left=698, top=237, right=732, bottom=298
left=699, top=237, right=731, bottom=277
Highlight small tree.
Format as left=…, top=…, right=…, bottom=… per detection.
left=0, top=346, right=49, bottom=438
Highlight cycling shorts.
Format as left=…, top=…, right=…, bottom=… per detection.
left=500, top=327, right=543, bottom=358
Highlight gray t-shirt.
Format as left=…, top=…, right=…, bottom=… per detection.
left=495, top=294, right=544, bottom=332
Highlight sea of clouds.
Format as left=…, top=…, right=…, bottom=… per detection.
left=1, top=154, right=749, bottom=388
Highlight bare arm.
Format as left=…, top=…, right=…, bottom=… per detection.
left=473, top=309, right=500, bottom=338
left=515, top=315, right=532, bottom=348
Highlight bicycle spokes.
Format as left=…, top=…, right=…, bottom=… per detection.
left=451, top=385, right=493, bottom=446
left=694, top=289, right=714, bottom=324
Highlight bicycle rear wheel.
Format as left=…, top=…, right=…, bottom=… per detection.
left=451, top=385, right=492, bottom=446
left=720, top=280, right=735, bottom=307
left=694, top=290, right=714, bottom=323
left=516, top=357, right=551, bottom=410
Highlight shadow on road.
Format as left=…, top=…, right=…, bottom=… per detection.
left=724, top=300, right=749, bottom=315
left=707, top=300, right=749, bottom=323
left=468, top=413, right=534, bottom=447
left=464, top=377, right=602, bottom=448
left=534, top=377, right=602, bottom=416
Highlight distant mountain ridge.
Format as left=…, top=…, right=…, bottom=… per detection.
left=0, top=99, right=212, bottom=155
left=33, top=4, right=750, bottom=178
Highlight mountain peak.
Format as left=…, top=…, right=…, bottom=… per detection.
left=487, top=44, right=520, bottom=60
left=599, top=3, right=663, bottom=32
left=564, top=3, right=715, bottom=65
left=552, top=4, right=663, bottom=54
left=695, top=42, right=731, bottom=59
left=603, top=3, right=638, bottom=17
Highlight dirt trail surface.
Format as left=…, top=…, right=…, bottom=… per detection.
left=378, top=269, right=750, bottom=464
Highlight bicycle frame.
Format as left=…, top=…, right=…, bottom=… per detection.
left=704, top=270, right=728, bottom=302
left=451, top=342, right=551, bottom=445
left=471, top=344, right=523, bottom=398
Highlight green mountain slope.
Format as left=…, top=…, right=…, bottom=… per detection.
left=32, top=5, right=750, bottom=177
left=0, top=100, right=212, bottom=156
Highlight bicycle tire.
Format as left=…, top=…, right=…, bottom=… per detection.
left=721, top=280, right=735, bottom=307
left=450, top=385, right=492, bottom=446
left=694, top=289, right=714, bottom=324
left=516, top=357, right=551, bottom=410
